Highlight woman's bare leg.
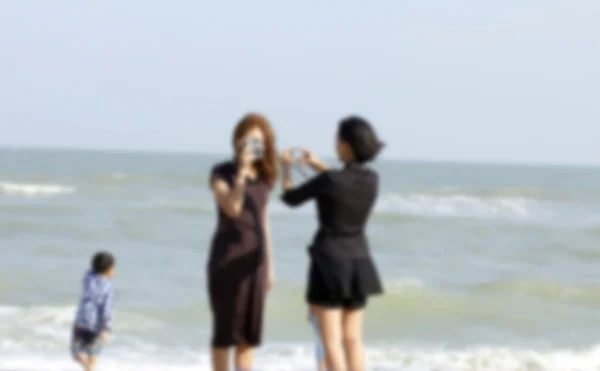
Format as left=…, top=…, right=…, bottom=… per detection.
left=310, top=305, right=328, bottom=371
left=318, top=359, right=328, bottom=371
left=211, top=347, right=230, bottom=371
left=85, top=356, right=97, bottom=371
left=73, top=353, right=89, bottom=370
left=234, top=342, right=254, bottom=370
left=314, top=305, right=346, bottom=371
left=342, top=308, right=365, bottom=371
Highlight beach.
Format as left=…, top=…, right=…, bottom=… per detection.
left=1, top=148, right=599, bottom=370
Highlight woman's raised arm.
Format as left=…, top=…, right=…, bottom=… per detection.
left=279, top=148, right=329, bottom=207
left=211, top=146, right=254, bottom=218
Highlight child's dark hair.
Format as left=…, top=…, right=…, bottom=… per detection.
left=92, top=251, right=115, bottom=274
left=338, top=115, right=384, bottom=163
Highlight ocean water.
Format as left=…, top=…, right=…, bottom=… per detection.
left=1, top=148, right=600, bottom=371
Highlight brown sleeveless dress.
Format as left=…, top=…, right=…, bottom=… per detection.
left=207, top=161, right=269, bottom=347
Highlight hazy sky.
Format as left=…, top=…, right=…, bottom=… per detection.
left=1, top=1, right=599, bottom=164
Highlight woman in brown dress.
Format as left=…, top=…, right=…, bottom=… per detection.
left=207, top=113, right=277, bottom=371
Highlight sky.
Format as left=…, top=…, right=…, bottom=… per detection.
left=0, top=1, right=599, bottom=165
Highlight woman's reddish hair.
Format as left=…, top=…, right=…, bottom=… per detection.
left=232, top=113, right=278, bottom=188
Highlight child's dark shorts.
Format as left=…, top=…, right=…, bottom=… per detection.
left=70, top=327, right=104, bottom=357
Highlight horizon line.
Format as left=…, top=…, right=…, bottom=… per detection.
left=1, top=144, right=598, bottom=169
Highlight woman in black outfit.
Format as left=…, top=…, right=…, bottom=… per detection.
left=279, top=116, right=384, bottom=371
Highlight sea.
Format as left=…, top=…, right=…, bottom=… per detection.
left=1, top=148, right=599, bottom=371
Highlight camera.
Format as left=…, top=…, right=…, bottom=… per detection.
left=243, top=138, right=264, bottom=159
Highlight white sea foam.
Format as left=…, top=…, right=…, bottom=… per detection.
left=386, top=277, right=424, bottom=289
left=375, top=193, right=535, bottom=219
left=111, top=172, right=129, bottom=180
left=1, top=305, right=599, bottom=370
left=0, top=345, right=599, bottom=370
left=0, top=305, right=162, bottom=354
left=0, top=181, right=77, bottom=197
left=269, top=192, right=551, bottom=221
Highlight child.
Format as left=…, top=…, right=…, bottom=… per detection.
left=309, top=309, right=327, bottom=371
left=71, top=251, right=116, bottom=371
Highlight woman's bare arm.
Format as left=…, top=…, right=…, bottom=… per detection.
left=301, top=147, right=328, bottom=173
left=309, top=158, right=328, bottom=173
left=211, top=169, right=249, bottom=218
left=211, top=145, right=253, bottom=218
left=263, top=204, right=274, bottom=290
left=280, top=148, right=327, bottom=206
left=282, top=164, right=294, bottom=191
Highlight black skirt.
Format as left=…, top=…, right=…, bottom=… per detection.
left=306, top=252, right=383, bottom=308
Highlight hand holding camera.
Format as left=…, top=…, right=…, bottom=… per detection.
left=297, top=147, right=320, bottom=168
left=279, top=147, right=326, bottom=173
left=279, top=148, right=295, bottom=168
left=238, top=138, right=265, bottom=175
left=238, top=144, right=254, bottom=171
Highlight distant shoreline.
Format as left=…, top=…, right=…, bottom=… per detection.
left=0, top=144, right=598, bottom=169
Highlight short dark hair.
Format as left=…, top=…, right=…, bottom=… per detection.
left=92, top=251, right=115, bottom=274
left=338, top=116, right=384, bottom=163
